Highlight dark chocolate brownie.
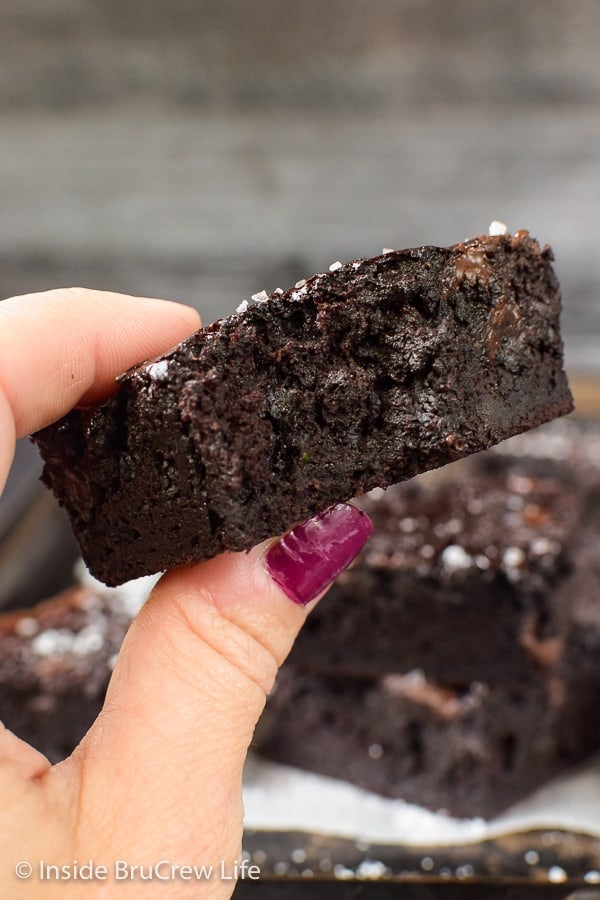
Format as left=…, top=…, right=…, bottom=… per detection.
left=553, top=480, right=600, bottom=682
left=289, top=450, right=592, bottom=683
left=2, top=422, right=598, bottom=821
left=0, top=585, right=136, bottom=761
left=259, top=421, right=600, bottom=819
left=257, top=664, right=600, bottom=819
left=33, top=231, right=571, bottom=586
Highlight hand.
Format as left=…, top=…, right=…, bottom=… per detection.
left=0, top=288, right=371, bottom=898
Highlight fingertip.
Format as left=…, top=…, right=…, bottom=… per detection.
left=137, top=296, right=201, bottom=331
left=1, top=288, right=203, bottom=438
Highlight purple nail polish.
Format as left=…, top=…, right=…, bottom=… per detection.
left=264, top=503, right=373, bottom=606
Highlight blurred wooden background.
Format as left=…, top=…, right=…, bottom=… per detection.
left=0, top=0, right=598, bottom=372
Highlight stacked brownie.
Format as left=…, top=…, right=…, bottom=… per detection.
left=2, top=419, right=599, bottom=820
left=0, top=582, right=141, bottom=761
left=256, top=419, right=600, bottom=818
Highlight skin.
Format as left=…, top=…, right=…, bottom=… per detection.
left=0, top=289, right=320, bottom=899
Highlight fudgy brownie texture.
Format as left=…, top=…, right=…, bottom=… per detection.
left=257, top=665, right=600, bottom=819
left=34, top=231, right=572, bottom=585
left=3, top=421, right=600, bottom=822
left=0, top=586, right=136, bottom=761
left=289, top=450, right=590, bottom=683
left=257, top=420, right=600, bottom=819
left=554, top=485, right=600, bottom=682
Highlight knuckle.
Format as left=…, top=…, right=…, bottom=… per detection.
left=169, top=589, right=281, bottom=699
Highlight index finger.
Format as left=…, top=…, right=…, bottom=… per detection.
left=0, top=287, right=200, bottom=490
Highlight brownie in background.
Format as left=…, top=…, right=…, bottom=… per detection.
left=288, top=453, right=587, bottom=685
left=258, top=665, right=600, bottom=820
left=2, top=419, right=600, bottom=820
left=0, top=585, right=137, bottom=761
left=257, top=419, right=600, bottom=818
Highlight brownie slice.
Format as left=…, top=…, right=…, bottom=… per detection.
left=289, top=450, right=591, bottom=683
left=257, top=665, right=600, bottom=819
left=34, top=231, right=572, bottom=586
left=554, top=479, right=600, bottom=683
left=0, top=585, right=136, bottom=761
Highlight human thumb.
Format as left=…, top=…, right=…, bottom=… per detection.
left=51, top=503, right=372, bottom=891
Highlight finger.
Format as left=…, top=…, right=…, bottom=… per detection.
left=0, top=287, right=200, bottom=438
left=0, top=287, right=200, bottom=490
left=50, top=504, right=372, bottom=865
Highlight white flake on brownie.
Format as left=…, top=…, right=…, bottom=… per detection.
left=502, top=546, right=526, bottom=569
left=146, top=360, right=170, bottom=381
left=367, top=743, right=384, bottom=760
left=530, top=537, right=560, bottom=557
left=31, top=618, right=107, bottom=659
left=488, top=220, right=508, bottom=236
left=440, top=544, right=473, bottom=572
left=501, top=546, right=526, bottom=581
left=399, top=517, right=418, bottom=534
left=14, top=616, right=39, bottom=637
left=236, top=291, right=271, bottom=313
left=290, top=284, right=308, bottom=301
left=507, top=473, right=534, bottom=495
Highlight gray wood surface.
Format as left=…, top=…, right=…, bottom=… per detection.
left=1, top=0, right=598, bottom=372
